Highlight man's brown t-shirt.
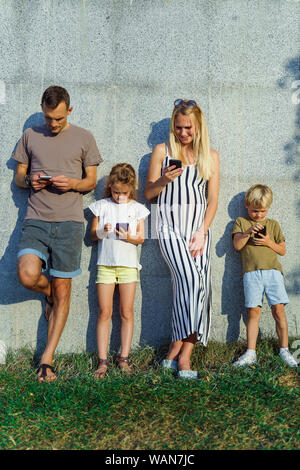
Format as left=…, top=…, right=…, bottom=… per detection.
left=13, top=124, right=102, bottom=222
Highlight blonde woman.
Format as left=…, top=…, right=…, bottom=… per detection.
left=145, top=99, right=220, bottom=379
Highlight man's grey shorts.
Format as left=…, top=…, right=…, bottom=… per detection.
left=18, top=219, right=84, bottom=278
left=243, top=269, right=289, bottom=308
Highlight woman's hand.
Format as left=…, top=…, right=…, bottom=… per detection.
left=189, top=229, right=207, bottom=258
left=161, top=165, right=183, bottom=184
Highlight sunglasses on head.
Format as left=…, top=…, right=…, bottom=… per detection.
left=174, top=99, right=197, bottom=109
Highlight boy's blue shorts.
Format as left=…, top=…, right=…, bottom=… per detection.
left=243, top=269, right=289, bottom=308
left=17, top=219, right=84, bottom=278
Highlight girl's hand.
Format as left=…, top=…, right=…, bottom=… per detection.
left=189, top=229, right=207, bottom=258
left=104, top=223, right=112, bottom=233
left=162, top=165, right=183, bottom=185
left=115, top=226, right=130, bottom=240
left=253, top=230, right=271, bottom=247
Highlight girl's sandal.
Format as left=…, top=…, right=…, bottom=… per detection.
left=118, top=356, right=133, bottom=374
left=94, top=358, right=109, bottom=379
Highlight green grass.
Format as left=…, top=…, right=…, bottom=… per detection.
left=0, top=339, right=299, bottom=450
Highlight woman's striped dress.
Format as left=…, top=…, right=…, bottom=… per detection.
left=157, top=150, right=212, bottom=346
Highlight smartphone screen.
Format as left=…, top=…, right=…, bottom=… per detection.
left=116, top=223, right=129, bottom=232
left=168, top=159, right=182, bottom=169
left=255, top=226, right=266, bottom=237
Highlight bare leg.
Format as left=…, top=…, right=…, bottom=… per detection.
left=18, top=254, right=51, bottom=297
left=94, top=283, right=115, bottom=377
left=271, top=304, right=288, bottom=348
left=178, top=332, right=197, bottom=370
left=166, top=341, right=183, bottom=361
left=118, top=282, right=136, bottom=358
left=246, top=307, right=261, bottom=350
left=38, top=278, right=72, bottom=381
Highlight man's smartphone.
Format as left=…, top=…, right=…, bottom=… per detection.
left=39, top=175, right=52, bottom=180
left=168, top=159, right=182, bottom=169
left=255, top=225, right=266, bottom=237
left=116, top=223, right=129, bottom=232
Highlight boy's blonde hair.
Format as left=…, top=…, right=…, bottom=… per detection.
left=245, top=184, right=273, bottom=208
left=169, top=102, right=213, bottom=180
left=104, top=163, right=137, bottom=200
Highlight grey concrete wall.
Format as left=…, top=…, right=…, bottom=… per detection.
left=0, top=0, right=299, bottom=354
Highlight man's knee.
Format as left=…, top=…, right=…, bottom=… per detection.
left=17, top=259, right=42, bottom=289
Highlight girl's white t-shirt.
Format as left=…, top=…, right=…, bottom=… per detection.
left=89, top=198, right=150, bottom=270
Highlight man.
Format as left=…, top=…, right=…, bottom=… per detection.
left=13, top=85, right=102, bottom=382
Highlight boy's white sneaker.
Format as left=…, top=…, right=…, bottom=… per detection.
left=233, top=350, right=257, bottom=367
left=280, top=349, right=298, bottom=368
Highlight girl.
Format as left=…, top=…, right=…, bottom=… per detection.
left=145, top=99, right=220, bottom=379
left=89, top=163, right=150, bottom=378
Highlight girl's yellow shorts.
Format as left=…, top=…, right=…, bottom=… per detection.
left=96, top=265, right=139, bottom=284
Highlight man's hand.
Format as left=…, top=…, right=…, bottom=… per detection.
left=50, top=175, right=73, bottom=192
left=30, top=173, right=52, bottom=191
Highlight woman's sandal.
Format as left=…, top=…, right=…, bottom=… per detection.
left=94, top=358, right=109, bottom=379
left=118, top=356, right=133, bottom=374
left=37, top=363, right=57, bottom=383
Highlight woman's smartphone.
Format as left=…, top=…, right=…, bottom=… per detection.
left=39, top=175, right=52, bottom=180
left=116, top=223, right=129, bottom=232
left=168, top=159, right=182, bottom=169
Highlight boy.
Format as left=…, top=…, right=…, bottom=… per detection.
left=232, top=184, right=297, bottom=367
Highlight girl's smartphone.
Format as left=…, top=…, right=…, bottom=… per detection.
left=168, top=159, right=182, bottom=169
left=116, top=223, right=129, bottom=232
left=39, top=175, right=52, bottom=180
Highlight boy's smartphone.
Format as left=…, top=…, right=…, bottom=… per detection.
left=255, top=225, right=266, bottom=237
left=168, top=159, right=182, bottom=169
left=39, top=175, right=52, bottom=180
left=116, top=223, right=129, bottom=232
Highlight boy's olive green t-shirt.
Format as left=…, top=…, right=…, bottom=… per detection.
left=232, top=217, right=285, bottom=274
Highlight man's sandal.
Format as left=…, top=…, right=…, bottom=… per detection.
left=37, top=363, right=57, bottom=383
left=94, top=358, right=109, bottom=379
left=118, top=356, right=133, bottom=374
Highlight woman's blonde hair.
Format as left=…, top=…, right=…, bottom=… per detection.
left=104, top=163, right=137, bottom=200
left=169, top=102, right=213, bottom=180
left=245, top=184, right=273, bottom=208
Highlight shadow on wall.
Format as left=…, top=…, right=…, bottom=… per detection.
left=0, top=113, right=49, bottom=354
left=85, top=118, right=173, bottom=353
left=215, top=193, right=248, bottom=342
left=279, top=55, right=300, bottom=297
left=139, top=118, right=173, bottom=347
